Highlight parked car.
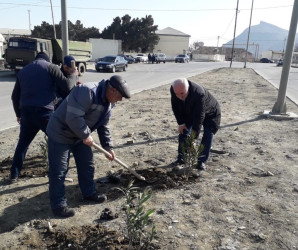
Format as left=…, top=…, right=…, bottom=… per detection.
left=95, top=55, right=127, bottom=73
left=135, top=53, right=148, bottom=63
left=94, top=57, right=103, bottom=63
left=175, top=54, right=190, bottom=63
left=151, top=53, right=166, bottom=64
left=260, top=58, right=273, bottom=63
left=276, top=58, right=283, bottom=66
left=123, top=55, right=136, bottom=64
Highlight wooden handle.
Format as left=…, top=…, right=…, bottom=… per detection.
left=71, top=60, right=76, bottom=69
left=92, top=143, right=145, bottom=181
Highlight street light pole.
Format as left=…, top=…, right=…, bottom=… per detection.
left=244, top=0, right=254, bottom=68
left=27, top=10, right=31, bottom=31
left=50, top=0, right=56, bottom=39
left=230, top=0, right=239, bottom=68
left=272, top=0, right=298, bottom=114
left=61, top=0, right=69, bottom=57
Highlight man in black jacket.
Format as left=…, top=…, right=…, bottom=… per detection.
left=10, top=52, right=78, bottom=182
left=170, top=78, right=221, bottom=170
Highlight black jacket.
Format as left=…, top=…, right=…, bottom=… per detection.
left=11, top=58, right=77, bottom=117
left=170, top=80, right=221, bottom=137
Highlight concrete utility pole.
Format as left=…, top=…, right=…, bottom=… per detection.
left=244, top=0, right=254, bottom=68
left=230, top=0, right=239, bottom=68
left=28, top=10, right=31, bottom=31
left=50, top=0, right=56, bottom=39
left=61, top=0, right=69, bottom=57
left=272, top=0, right=298, bottom=114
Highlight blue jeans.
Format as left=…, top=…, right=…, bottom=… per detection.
left=10, top=107, right=52, bottom=179
left=48, top=137, right=96, bottom=210
left=178, top=126, right=214, bottom=164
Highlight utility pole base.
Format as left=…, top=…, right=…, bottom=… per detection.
left=263, top=110, right=298, bottom=121
left=272, top=101, right=287, bottom=114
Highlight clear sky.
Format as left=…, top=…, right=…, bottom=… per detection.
left=0, top=0, right=295, bottom=46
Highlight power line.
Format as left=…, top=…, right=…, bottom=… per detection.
left=0, top=2, right=293, bottom=12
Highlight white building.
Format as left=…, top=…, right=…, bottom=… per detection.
left=89, top=38, right=122, bottom=60
left=0, top=33, right=5, bottom=58
left=0, top=28, right=31, bottom=40
left=154, top=27, right=190, bottom=59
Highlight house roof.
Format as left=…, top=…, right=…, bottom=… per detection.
left=0, top=28, right=31, bottom=37
left=0, top=33, right=5, bottom=42
left=156, top=27, right=190, bottom=37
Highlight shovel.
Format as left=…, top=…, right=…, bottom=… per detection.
left=92, top=143, right=146, bottom=181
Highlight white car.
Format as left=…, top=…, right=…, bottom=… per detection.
left=135, top=53, right=148, bottom=63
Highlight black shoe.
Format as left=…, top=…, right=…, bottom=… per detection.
left=197, top=162, right=206, bottom=171
left=52, top=206, right=75, bottom=218
left=173, top=159, right=184, bottom=165
left=9, top=177, right=18, bottom=184
left=84, top=193, right=107, bottom=203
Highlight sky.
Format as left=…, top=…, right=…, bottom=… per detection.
left=0, top=0, right=295, bottom=46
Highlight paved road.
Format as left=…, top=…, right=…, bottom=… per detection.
left=0, top=61, right=297, bottom=131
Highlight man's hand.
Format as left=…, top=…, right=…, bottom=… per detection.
left=178, top=124, right=188, bottom=134
left=83, top=135, right=94, bottom=147
left=105, top=149, right=115, bottom=161
left=17, top=117, right=21, bottom=124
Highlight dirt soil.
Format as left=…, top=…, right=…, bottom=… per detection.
left=0, top=68, right=297, bottom=249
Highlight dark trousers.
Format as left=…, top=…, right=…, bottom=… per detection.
left=48, top=138, right=96, bottom=210
left=178, top=126, right=214, bottom=164
left=10, top=107, right=52, bottom=179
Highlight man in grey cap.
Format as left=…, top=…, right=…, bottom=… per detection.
left=46, top=75, right=131, bottom=217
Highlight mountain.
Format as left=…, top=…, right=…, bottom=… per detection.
left=225, top=21, right=298, bottom=56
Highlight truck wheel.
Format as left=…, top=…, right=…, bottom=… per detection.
left=78, top=63, right=86, bottom=76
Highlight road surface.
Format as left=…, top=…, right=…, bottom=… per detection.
left=0, top=61, right=297, bottom=131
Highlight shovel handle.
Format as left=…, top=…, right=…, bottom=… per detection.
left=92, top=143, right=145, bottom=181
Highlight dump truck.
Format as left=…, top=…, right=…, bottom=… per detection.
left=4, top=37, right=92, bottom=75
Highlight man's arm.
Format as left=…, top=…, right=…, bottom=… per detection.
left=97, top=111, right=113, bottom=151
left=65, top=85, right=92, bottom=140
left=192, top=95, right=206, bottom=138
left=48, top=64, right=77, bottom=98
left=170, top=86, right=184, bottom=125
left=11, top=77, right=21, bottom=118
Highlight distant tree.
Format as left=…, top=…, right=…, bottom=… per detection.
left=101, top=14, right=159, bottom=53
left=31, top=15, right=159, bottom=51
left=31, top=21, right=56, bottom=39
left=101, top=16, right=122, bottom=40
left=31, top=20, right=100, bottom=41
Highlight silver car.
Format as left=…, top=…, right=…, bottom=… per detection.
left=175, top=54, right=190, bottom=63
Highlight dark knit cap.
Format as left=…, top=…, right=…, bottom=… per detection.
left=64, top=55, right=76, bottom=68
left=35, top=52, right=50, bottom=62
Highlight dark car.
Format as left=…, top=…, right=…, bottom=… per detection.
left=175, top=54, right=190, bottom=63
left=276, top=59, right=283, bottom=66
left=123, top=55, right=136, bottom=64
left=260, top=58, right=273, bottom=63
left=95, top=56, right=127, bottom=73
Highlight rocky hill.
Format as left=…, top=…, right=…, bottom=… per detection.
left=225, top=21, right=298, bottom=55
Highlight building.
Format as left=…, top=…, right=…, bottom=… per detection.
left=0, top=33, right=5, bottom=58
left=154, top=27, right=190, bottom=59
left=88, top=38, right=122, bottom=60
left=0, top=28, right=31, bottom=40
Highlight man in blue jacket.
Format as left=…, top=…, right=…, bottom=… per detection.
left=171, top=78, right=221, bottom=170
left=10, top=52, right=78, bottom=183
left=46, top=75, right=131, bottom=217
